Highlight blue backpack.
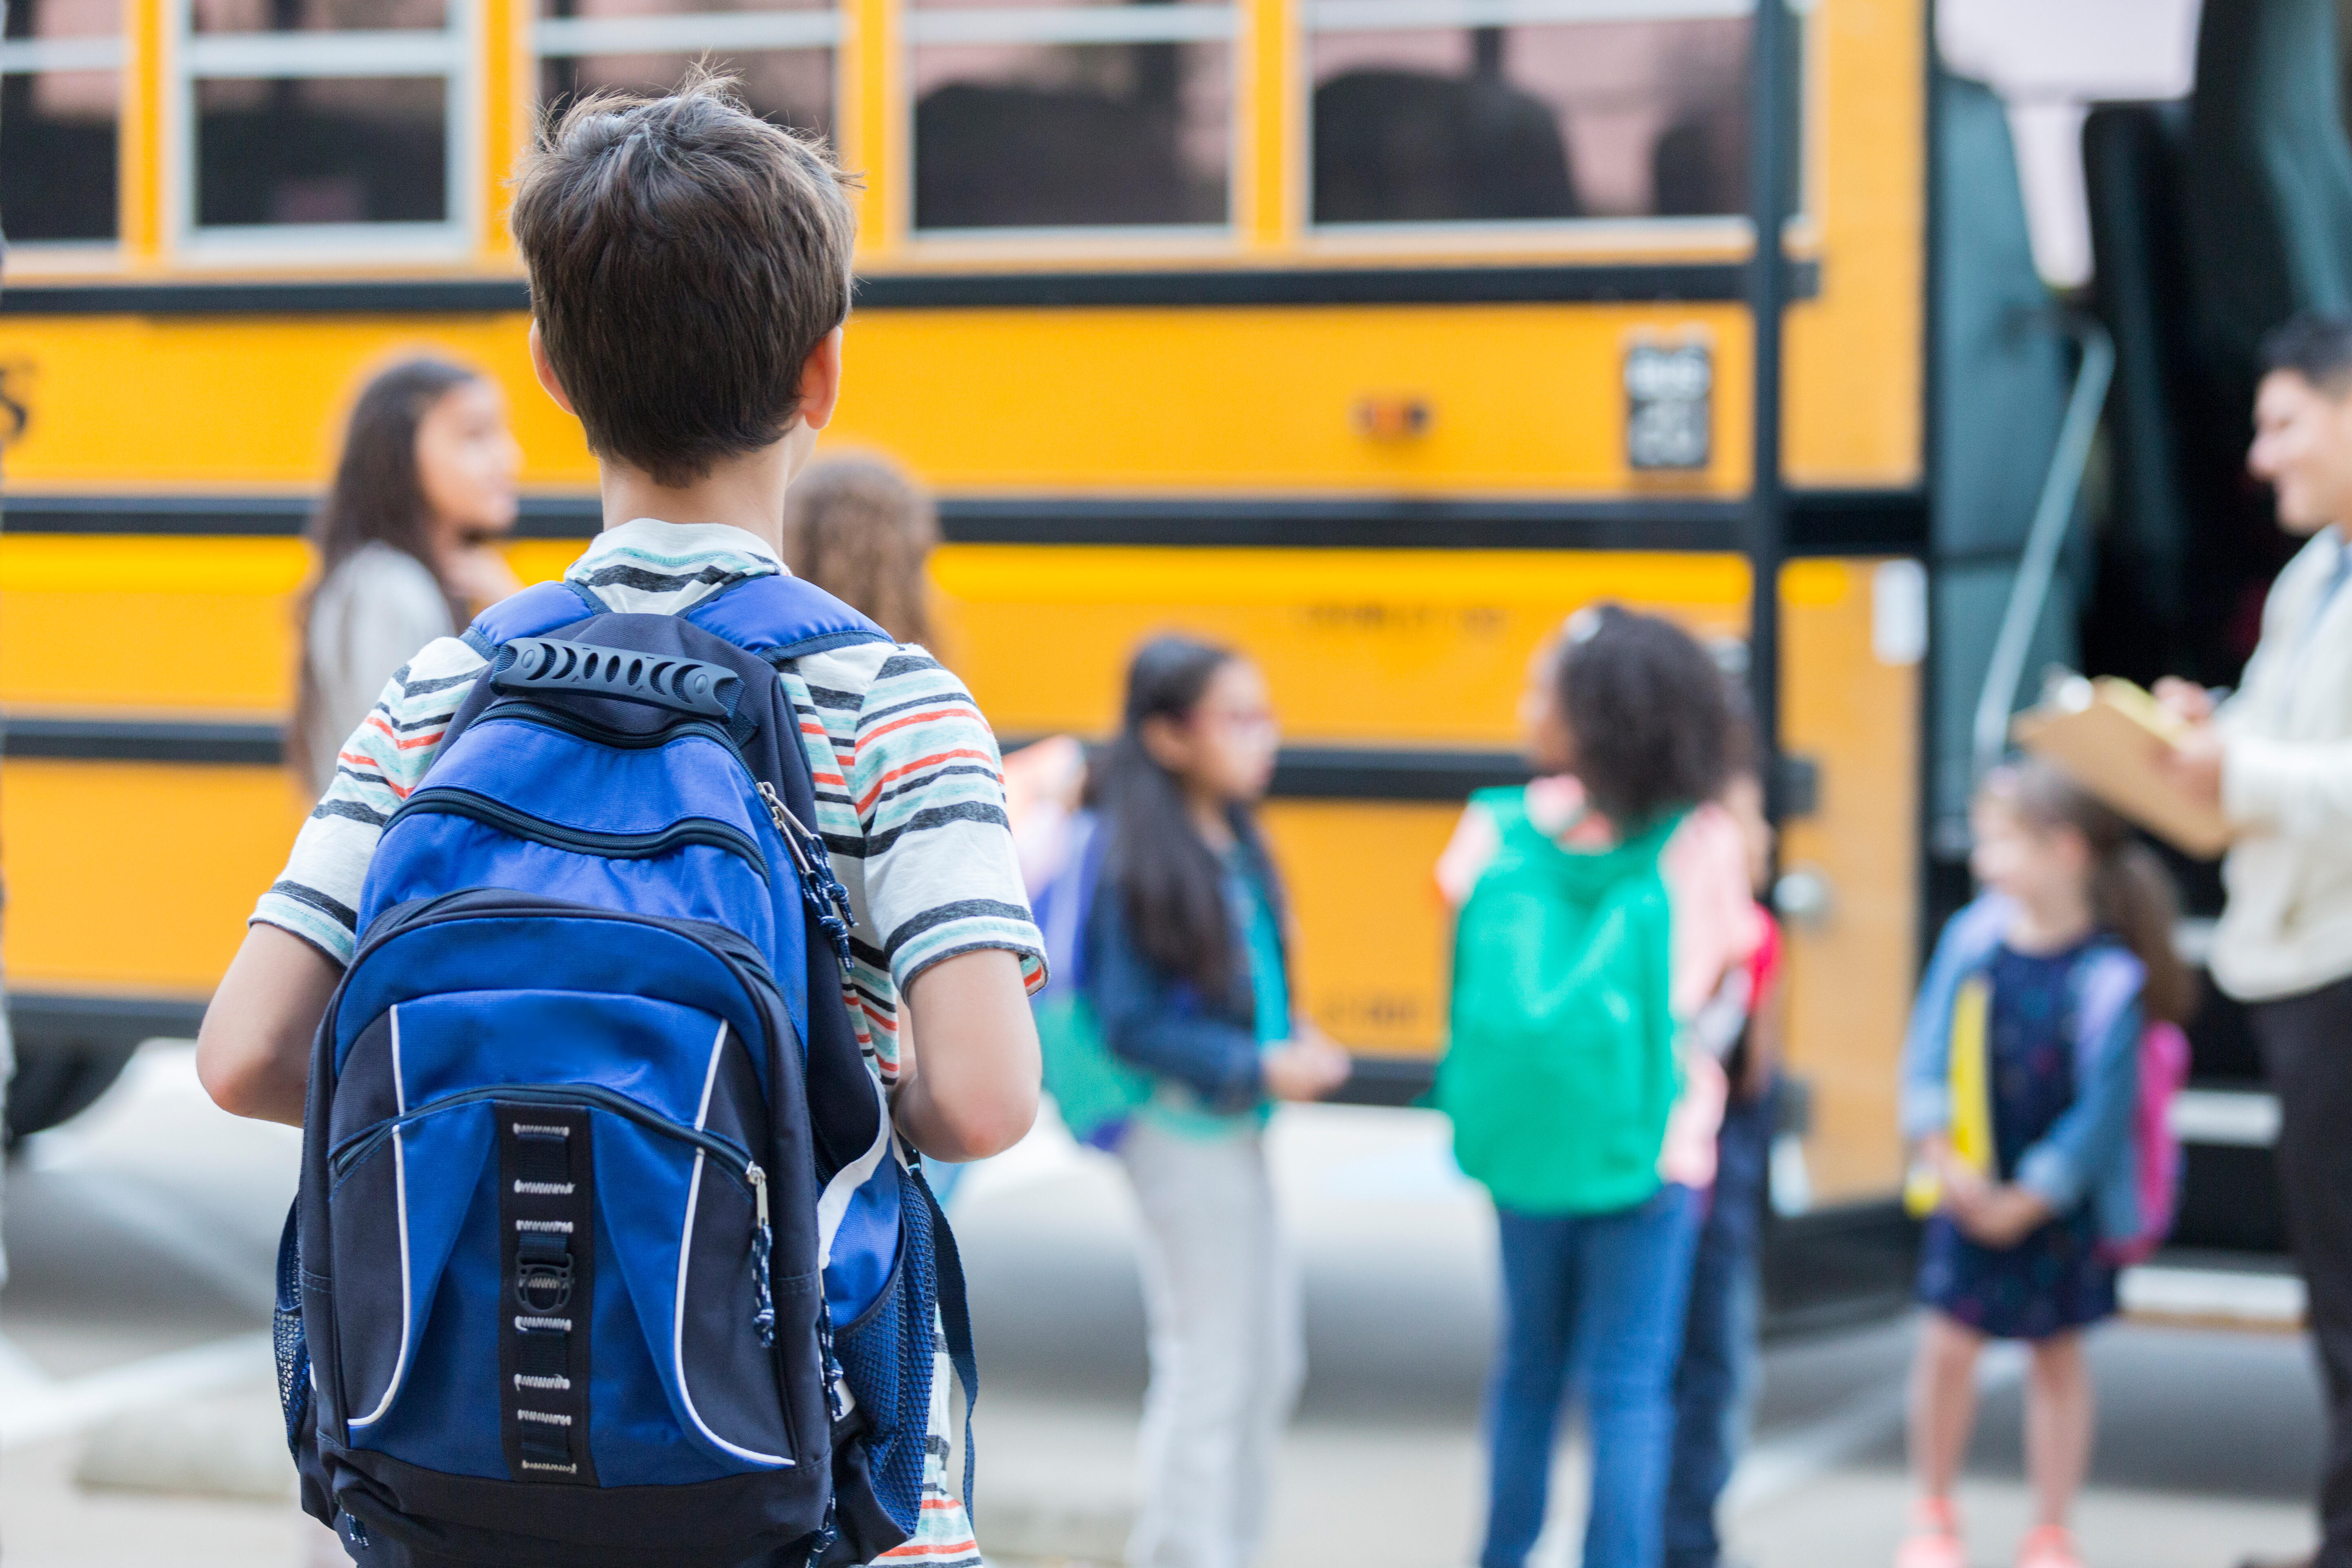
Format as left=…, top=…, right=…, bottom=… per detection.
left=274, top=577, right=976, bottom=1568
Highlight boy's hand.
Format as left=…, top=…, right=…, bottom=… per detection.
left=1262, top=1040, right=1351, bottom=1102
left=1952, top=1182, right=2051, bottom=1248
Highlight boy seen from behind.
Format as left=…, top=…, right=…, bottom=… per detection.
left=198, top=77, right=1043, bottom=1568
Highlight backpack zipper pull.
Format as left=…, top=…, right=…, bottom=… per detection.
left=756, top=781, right=857, bottom=972
left=747, top=1161, right=775, bottom=1349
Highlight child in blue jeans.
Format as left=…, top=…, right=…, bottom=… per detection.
left=1664, top=748, right=1784, bottom=1568
left=1437, top=607, right=1742, bottom=1568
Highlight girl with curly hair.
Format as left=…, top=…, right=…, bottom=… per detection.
left=1436, top=604, right=1753, bottom=1568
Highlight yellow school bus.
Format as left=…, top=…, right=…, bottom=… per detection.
left=16, top=0, right=2221, bottom=1303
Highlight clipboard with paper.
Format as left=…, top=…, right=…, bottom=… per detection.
left=2009, top=675, right=2234, bottom=860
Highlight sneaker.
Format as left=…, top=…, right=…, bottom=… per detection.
left=1896, top=1499, right=1965, bottom=1568
left=2016, top=1526, right=2083, bottom=1568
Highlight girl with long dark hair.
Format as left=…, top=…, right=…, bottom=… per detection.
left=292, top=357, right=522, bottom=792
left=1083, top=635, right=1351, bottom=1568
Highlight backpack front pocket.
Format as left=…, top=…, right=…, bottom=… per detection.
left=325, top=992, right=795, bottom=1494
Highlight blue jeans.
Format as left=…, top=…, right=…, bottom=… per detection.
left=1481, top=1184, right=1702, bottom=1568
left=1663, top=1088, right=1774, bottom=1568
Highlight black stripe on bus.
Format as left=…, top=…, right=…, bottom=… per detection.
left=2, top=715, right=1521, bottom=800
left=0, top=261, right=1819, bottom=318
left=1, top=489, right=1927, bottom=554
left=2, top=716, right=285, bottom=765
left=7, top=990, right=212, bottom=1051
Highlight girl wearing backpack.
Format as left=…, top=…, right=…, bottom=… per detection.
left=1084, top=635, right=1352, bottom=1568
left=1895, top=759, right=2195, bottom=1568
left=1436, top=605, right=1745, bottom=1568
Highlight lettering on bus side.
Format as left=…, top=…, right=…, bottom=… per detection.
left=1298, top=605, right=1507, bottom=634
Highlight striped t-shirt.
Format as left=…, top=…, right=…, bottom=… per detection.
left=254, top=517, right=1047, bottom=1083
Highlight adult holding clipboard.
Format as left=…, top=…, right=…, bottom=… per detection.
left=2156, top=314, right=2352, bottom=1568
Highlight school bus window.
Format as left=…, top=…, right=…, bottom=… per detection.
left=0, top=0, right=122, bottom=244
left=191, top=0, right=445, bottom=29
left=535, top=0, right=841, bottom=138
left=180, top=0, right=466, bottom=238
left=1308, top=3, right=1752, bottom=226
left=908, top=0, right=1235, bottom=233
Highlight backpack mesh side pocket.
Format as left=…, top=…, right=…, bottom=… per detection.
left=831, top=1164, right=938, bottom=1537
left=273, top=1201, right=311, bottom=1456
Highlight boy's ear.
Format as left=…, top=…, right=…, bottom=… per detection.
left=528, top=320, right=577, bottom=416
left=795, top=327, right=845, bottom=434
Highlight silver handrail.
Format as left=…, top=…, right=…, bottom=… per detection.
left=1969, top=316, right=2116, bottom=783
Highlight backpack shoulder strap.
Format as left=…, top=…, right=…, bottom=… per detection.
left=460, top=579, right=603, bottom=656
left=681, top=574, right=894, bottom=664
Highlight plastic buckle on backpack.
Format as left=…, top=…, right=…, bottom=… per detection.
left=516, top=1246, right=574, bottom=1314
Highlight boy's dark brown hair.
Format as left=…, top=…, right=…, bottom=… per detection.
left=511, top=71, right=857, bottom=487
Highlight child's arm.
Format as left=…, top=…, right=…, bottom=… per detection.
left=1899, top=897, right=2006, bottom=1145
left=2010, top=993, right=2143, bottom=1218
left=201, top=639, right=486, bottom=1125
left=196, top=923, right=342, bottom=1126
left=893, top=949, right=1040, bottom=1162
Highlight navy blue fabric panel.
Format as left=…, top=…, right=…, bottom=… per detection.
left=353, top=1114, right=510, bottom=1486
left=595, top=1112, right=791, bottom=1476
left=677, top=1092, right=797, bottom=1465
left=470, top=581, right=601, bottom=646
left=335, top=919, right=768, bottom=1075
left=374, top=991, right=757, bottom=1118
left=336, top=1102, right=500, bottom=1470
left=329, top=1013, right=402, bottom=1165
left=360, top=820, right=777, bottom=955
left=680, top=576, right=888, bottom=659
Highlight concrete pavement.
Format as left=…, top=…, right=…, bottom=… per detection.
left=0, top=1044, right=2328, bottom=1568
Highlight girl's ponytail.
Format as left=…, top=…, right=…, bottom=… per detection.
left=2091, top=840, right=2198, bottom=1025
left=1988, top=758, right=2199, bottom=1025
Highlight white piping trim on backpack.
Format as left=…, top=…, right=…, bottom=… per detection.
left=350, top=1006, right=415, bottom=1430
left=815, top=1065, right=893, bottom=1276
left=672, top=1016, right=790, bottom=1468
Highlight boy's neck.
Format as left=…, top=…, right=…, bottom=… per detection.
left=597, top=437, right=804, bottom=559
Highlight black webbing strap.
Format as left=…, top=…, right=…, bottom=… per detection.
left=497, top=1105, right=597, bottom=1485
left=915, top=1167, right=978, bottom=1520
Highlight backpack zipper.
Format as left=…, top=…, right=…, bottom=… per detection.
left=484, top=699, right=755, bottom=773
left=386, top=787, right=769, bottom=884
left=329, top=1080, right=760, bottom=1185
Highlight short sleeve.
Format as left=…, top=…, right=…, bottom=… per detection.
left=844, top=647, right=1047, bottom=998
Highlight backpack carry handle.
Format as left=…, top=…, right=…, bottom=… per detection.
left=493, top=637, right=743, bottom=719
